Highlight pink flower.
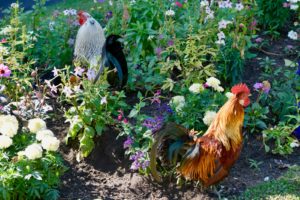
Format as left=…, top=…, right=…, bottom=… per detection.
left=255, top=37, right=263, bottom=43
left=0, top=64, right=11, bottom=77
left=283, top=2, right=290, bottom=8
left=175, top=1, right=183, bottom=7
left=123, top=118, right=128, bottom=124
left=0, top=38, right=7, bottom=43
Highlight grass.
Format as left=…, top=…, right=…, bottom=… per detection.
left=238, top=165, right=300, bottom=200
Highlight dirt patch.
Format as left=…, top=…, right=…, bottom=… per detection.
left=54, top=116, right=300, bottom=200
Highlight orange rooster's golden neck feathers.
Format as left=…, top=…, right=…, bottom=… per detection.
left=205, top=94, right=246, bottom=151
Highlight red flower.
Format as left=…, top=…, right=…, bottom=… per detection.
left=175, top=1, right=183, bottom=7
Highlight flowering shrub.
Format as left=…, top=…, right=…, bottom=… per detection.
left=118, top=91, right=168, bottom=172
left=49, top=65, right=127, bottom=160
left=0, top=4, right=35, bottom=102
left=0, top=115, right=66, bottom=200
left=167, top=77, right=227, bottom=131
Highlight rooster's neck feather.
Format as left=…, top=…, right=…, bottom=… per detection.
left=205, top=97, right=244, bottom=151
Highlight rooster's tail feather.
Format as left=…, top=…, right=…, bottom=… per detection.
left=150, top=123, right=189, bottom=182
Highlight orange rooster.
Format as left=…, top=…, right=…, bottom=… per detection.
left=150, top=83, right=251, bottom=187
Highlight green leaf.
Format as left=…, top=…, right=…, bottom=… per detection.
left=284, top=59, right=296, bottom=67
left=95, top=122, right=104, bottom=135
left=84, top=126, right=95, bottom=138
left=80, top=135, right=95, bottom=157
left=129, top=109, right=139, bottom=118
left=68, top=121, right=83, bottom=139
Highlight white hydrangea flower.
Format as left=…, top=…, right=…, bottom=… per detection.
left=36, top=129, right=54, bottom=141
left=206, top=77, right=222, bottom=91
left=225, top=92, right=234, bottom=99
left=0, top=115, right=19, bottom=138
left=170, top=96, right=185, bottom=112
left=24, top=144, right=43, bottom=160
left=203, top=111, right=217, bottom=126
left=28, top=118, right=47, bottom=133
left=288, top=30, right=298, bottom=40
left=41, top=136, right=60, bottom=152
left=0, top=135, right=13, bottom=149
left=17, top=151, right=25, bottom=157
left=288, top=0, right=299, bottom=3
left=216, top=86, right=224, bottom=92
left=189, top=83, right=204, bottom=94
left=165, top=9, right=175, bottom=16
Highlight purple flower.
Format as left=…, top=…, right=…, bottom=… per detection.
left=123, top=136, right=133, bottom=149
left=143, top=116, right=164, bottom=133
left=253, top=82, right=264, bottom=90
left=87, top=68, right=96, bottom=81
left=255, top=37, right=263, bottom=43
left=129, top=151, right=150, bottom=171
left=98, top=0, right=105, bottom=3
left=151, top=90, right=161, bottom=104
left=158, top=34, right=164, bottom=40
left=155, top=47, right=163, bottom=57
left=106, top=11, right=113, bottom=20
left=167, top=40, right=174, bottom=47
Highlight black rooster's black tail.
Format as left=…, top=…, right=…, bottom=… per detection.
left=93, top=35, right=128, bottom=88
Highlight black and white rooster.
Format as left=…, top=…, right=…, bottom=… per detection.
left=74, top=11, right=128, bottom=87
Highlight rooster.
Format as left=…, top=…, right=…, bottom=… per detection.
left=74, top=11, right=128, bottom=87
left=150, top=83, right=251, bottom=187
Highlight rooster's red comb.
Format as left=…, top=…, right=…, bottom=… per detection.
left=231, top=83, right=250, bottom=95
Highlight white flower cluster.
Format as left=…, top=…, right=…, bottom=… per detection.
left=170, top=96, right=185, bottom=112
left=203, top=111, right=217, bottom=126
left=216, top=20, right=232, bottom=45
left=290, top=140, right=300, bottom=148
left=0, top=116, right=60, bottom=159
left=205, top=77, right=224, bottom=92
left=218, top=0, right=232, bottom=8
left=63, top=9, right=77, bottom=16
left=189, top=83, right=204, bottom=94
left=205, top=7, right=215, bottom=20
left=0, top=115, right=19, bottom=138
left=165, top=9, right=175, bottom=17
left=287, top=0, right=299, bottom=10
left=288, top=30, right=298, bottom=40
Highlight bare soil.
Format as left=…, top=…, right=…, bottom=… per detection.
left=47, top=37, right=300, bottom=200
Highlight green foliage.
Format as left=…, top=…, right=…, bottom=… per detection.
left=256, top=0, right=291, bottom=33
left=244, top=102, right=269, bottom=133
left=0, top=5, right=35, bottom=101
left=248, top=159, right=263, bottom=171
left=118, top=92, right=162, bottom=173
left=160, top=29, right=218, bottom=88
left=262, top=123, right=297, bottom=155
left=57, top=67, right=127, bottom=159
